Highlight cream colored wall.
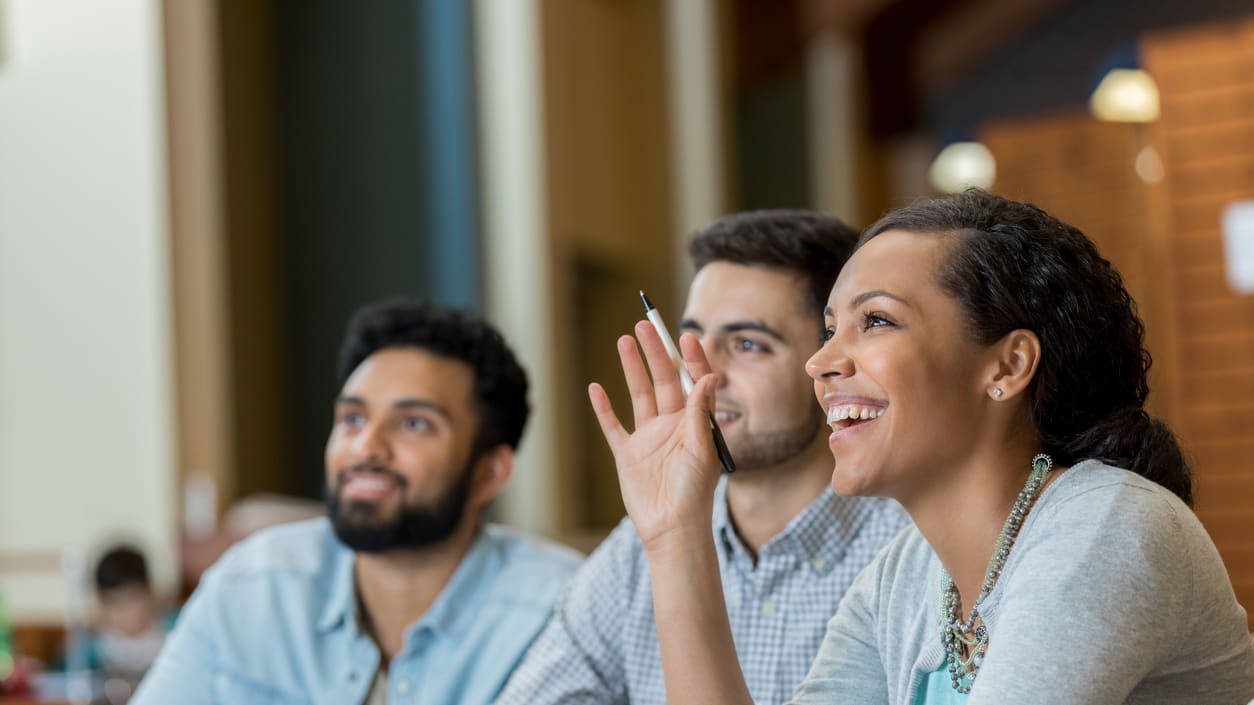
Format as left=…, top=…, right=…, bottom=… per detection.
left=665, top=0, right=726, bottom=290
left=473, top=0, right=559, bottom=536
left=0, top=0, right=176, bottom=618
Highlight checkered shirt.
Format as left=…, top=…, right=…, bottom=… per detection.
left=495, top=480, right=910, bottom=705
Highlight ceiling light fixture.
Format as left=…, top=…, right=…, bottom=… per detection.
left=928, top=141, right=996, bottom=194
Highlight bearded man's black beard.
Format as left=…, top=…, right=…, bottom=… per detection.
left=326, top=460, right=476, bottom=553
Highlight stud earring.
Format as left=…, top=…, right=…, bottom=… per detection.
left=991, top=387, right=1003, bottom=399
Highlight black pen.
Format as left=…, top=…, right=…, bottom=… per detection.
left=640, top=291, right=736, bottom=473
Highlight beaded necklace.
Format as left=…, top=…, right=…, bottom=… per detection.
left=940, top=453, right=1053, bottom=693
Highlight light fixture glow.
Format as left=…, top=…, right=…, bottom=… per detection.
left=1222, top=200, right=1254, bottom=294
left=929, top=141, right=996, bottom=194
left=1090, top=68, right=1160, bottom=123
left=1135, top=145, right=1165, bottom=183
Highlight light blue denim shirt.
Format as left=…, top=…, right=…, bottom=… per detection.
left=133, top=518, right=581, bottom=705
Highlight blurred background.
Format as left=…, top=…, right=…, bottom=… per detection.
left=2, top=0, right=1253, bottom=698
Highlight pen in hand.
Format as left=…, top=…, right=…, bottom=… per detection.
left=640, top=290, right=737, bottom=474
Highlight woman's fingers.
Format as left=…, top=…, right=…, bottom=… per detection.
left=634, top=320, right=686, bottom=414
left=617, top=334, right=657, bottom=427
left=678, top=332, right=714, bottom=381
left=588, top=382, right=628, bottom=450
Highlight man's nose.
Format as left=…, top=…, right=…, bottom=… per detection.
left=349, top=422, right=390, bottom=463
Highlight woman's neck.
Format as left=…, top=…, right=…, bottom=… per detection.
left=899, top=441, right=1043, bottom=620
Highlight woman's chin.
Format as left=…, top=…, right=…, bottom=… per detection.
left=829, top=460, right=877, bottom=497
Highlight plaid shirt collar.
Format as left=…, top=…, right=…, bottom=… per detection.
left=712, top=475, right=873, bottom=571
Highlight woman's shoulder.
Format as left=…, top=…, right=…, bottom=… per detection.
left=1009, top=458, right=1225, bottom=606
left=993, top=460, right=1254, bottom=693
left=1034, top=459, right=1190, bottom=529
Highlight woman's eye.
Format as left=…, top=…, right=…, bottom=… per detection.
left=821, top=327, right=835, bottom=342
left=861, top=312, right=894, bottom=331
left=341, top=413, right=366, bottom=429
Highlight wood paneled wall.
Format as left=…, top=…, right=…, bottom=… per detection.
left=981, top=19, right=1254, bottom=630
left=1143, top=19, right=1254, bottom=631
left=541, top=0, right=677, bottom=533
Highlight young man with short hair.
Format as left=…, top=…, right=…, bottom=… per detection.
left=497, top=212, right=909, bottom=705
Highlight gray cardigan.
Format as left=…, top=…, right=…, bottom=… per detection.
left=790, top=460, right=1254, bottom=705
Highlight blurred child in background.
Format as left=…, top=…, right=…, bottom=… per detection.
left=89, top=546, right=170, bottom=680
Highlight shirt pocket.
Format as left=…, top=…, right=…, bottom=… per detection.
left=212, top=671, right=312, bottom=705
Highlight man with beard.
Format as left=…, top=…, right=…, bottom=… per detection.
left=134, top=301, right=580, bottom=705
left=496, top=212, right=910, bottom=705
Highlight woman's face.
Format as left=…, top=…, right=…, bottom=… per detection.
left=805, top=229, right=995, bottom=501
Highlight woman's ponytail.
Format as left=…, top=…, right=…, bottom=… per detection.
left=1052, top=407, right=1192, bottom=506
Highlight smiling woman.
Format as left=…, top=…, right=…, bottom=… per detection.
left=847, top=190, right=1191, bottom=503
left=588, top=189, right=1254, bottom=705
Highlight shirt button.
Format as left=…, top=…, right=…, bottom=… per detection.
left=397, top=681, right=410, bottom=695
left=760, top=600, right=777, bottom=616
left=812, top=558, right=827, bottom=571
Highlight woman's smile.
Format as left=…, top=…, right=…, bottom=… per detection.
left=822, top=393, right=889, bottom=445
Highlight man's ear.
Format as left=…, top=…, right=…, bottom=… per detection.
left=984, top=328, right=1041, bottom=402
left=470, top=444, right=515, bottom=509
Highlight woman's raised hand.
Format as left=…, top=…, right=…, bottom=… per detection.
left=588, top=321, right=724, bottom=553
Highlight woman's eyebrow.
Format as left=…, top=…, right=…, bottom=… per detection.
left=848, top=289, right=913, bottom=310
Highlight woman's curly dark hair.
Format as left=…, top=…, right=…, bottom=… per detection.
left=338, top=300, right=530, bottom=456
left=862, top=189, right=1192, bottom=505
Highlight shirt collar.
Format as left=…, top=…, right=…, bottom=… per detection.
left=406, top=528, right=499, bottom=639
left=713, top=476, right=876, bottom=568
left=783, top=485, right=867, bottom=565
left=317, top=529, right=501, bottom=641
left=317, top=538, right=359, bottom=633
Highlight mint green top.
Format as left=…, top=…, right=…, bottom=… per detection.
left=913, top=666, right=968, bottom=705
